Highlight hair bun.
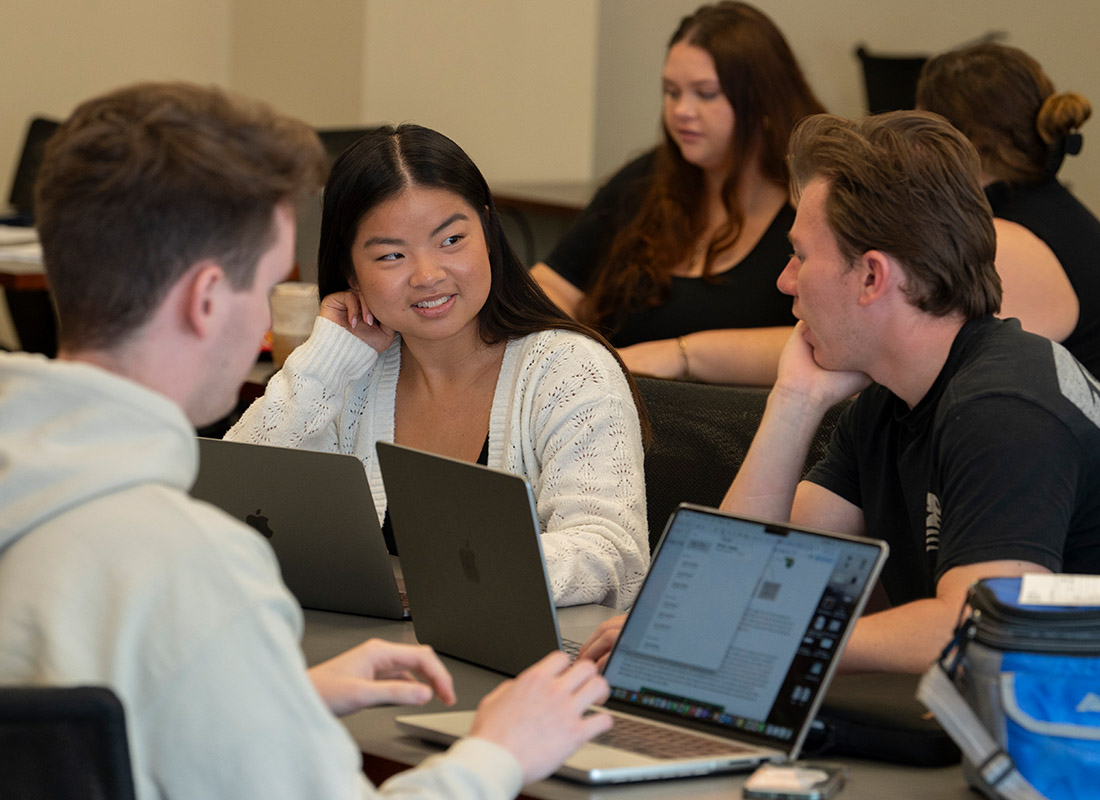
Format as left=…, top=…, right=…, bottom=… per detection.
left=1038, top=91, right=1092, bottom=144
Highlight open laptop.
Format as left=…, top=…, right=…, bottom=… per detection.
left=375, top=441, right=586, bottom=676
left=397, top=503, right=888, bottom=784
left=190, top=438, right=407, bottom=619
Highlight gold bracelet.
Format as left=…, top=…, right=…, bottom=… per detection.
left=677, top=335, right=691, bottom=380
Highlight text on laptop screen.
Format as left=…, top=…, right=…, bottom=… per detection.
left=602, top=507, right=878, bottom=746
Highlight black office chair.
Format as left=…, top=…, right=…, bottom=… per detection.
left=4, top=116, right=61, bottom=226
left=3, top=116, right=61, bottom=357
left=636, top=377, right=849, bottom=552
left=316, top=126, right=378, bottom=170
left=0, top=685, right=137, bottom=800
left=855, top=32, right=1007, bottom=115
left=854, top=45, right=928, bottom=114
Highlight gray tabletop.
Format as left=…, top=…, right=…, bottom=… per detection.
left=302, top=607, right=976, bottom=799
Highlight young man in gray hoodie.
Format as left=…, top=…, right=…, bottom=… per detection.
left=0, top=81, right=610, bottom=800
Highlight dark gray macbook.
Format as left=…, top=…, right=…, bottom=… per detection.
left=397, top=503, right=888, bottom=784
left=375, top=441, right=583, bottom=676
left=191, top=438, right=407, bottom=619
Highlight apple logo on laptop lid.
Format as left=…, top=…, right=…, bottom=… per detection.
left=458, top=539, right=480, bottom=582
left=245, top=509, right=274, bottom=539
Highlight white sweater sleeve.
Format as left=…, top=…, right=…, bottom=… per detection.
left=374, top=738, right=522, bottom=800
left=227, top=316, right=380, bottom=453
left=510, top=333, right=650, bottom=610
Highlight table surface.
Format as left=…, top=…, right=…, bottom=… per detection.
left=302, top=607, right=975, bottom=800
left=0, top=248, right=46, bottom=291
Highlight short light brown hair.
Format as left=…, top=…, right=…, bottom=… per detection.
left=35, top=82, right=326, bottom=350
left=917, top=43, right=1091, bottom=185
left=788, top=111, right=1001, bottom=319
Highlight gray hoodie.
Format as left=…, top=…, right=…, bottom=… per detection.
left=0, top=352, right=521, bottom=799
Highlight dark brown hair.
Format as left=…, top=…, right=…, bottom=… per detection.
left=788, top=111, right=1000, bottom=319
left=317, top=124, right=650, bottom=440
left=579, top=1, right=824, bottom=335
left=35, top=81, right=326, bottom=350
left=916, top=43, right=1092, bottom=185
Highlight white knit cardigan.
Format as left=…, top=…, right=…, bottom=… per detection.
left=227, top=317, right=649, bottom=609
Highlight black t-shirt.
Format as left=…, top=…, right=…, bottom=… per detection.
left=987, top=178, right=1100, bottom=378
left=806, top=316, right=1100, bottom=606
left=544, top=151, right=796, bottom=347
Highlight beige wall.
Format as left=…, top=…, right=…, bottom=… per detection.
left=0, top=0, right=232, bottom=348
left=1, top=0, right=598, bottom=190
left=230, top=0, right=366, bottom=126
left=0, top=0, right=231, bottom=194
left=360, top=0, right=599, bottom=183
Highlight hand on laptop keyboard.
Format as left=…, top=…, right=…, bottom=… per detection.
left=470, top=650, right=612, bottom=784
left=576, top=613, right=626, bottom=668
left=561, top=638, right=583, bottom=660
left=307, top=638, right=456, bottom=717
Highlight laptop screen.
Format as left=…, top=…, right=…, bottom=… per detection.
left=602, top=505, right=884, bottom=750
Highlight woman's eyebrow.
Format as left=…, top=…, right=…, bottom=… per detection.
left=430, top=212, right=469, bottom=238
left=362, top=212, right=470, bottom=247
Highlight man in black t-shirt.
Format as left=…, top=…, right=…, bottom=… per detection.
left=715, top=111, right=1100, bottom=673
left=578, top=111, right=1100, bottom=673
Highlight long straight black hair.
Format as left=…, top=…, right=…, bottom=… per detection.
left=316, top=124, right=648, bottom=435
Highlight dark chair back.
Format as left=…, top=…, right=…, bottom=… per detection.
left=855, top=45, right=927, bottom=114
left=316, top=126, right=378, bottom=170
left=636, top=377, right=849, bottom=552
left=0, top=685, right=137, bottom=800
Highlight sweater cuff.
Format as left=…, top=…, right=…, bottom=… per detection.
left=436, top=736, right=524, bottom=798
left=284, top=316, right=380, bottom=386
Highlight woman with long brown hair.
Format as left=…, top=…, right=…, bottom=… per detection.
left=531, top=1, right=824, bottom=385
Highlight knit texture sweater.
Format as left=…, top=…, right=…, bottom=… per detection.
left=228, top=317, right=649, bottom=609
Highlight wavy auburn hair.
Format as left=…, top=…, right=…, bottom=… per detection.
left=579, top=1, right=823, bottom=336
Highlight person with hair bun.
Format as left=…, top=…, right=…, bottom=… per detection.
left=531, top=1, right=824, bottom=385
left=917, top=43, right=1100, bottom=376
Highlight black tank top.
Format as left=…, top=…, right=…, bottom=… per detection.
left=986, top=178, right=1100, bottom=377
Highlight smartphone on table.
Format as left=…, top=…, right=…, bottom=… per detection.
left=742, top=762, right=847, bottom=800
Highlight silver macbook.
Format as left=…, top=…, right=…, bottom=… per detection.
left=191, top=438, right=407, bottom=619
left=375, top=441, right=584, bottom=676
left=397, top=503, right=888, bottom=784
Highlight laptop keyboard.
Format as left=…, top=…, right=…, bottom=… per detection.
left=592, top=715, right=753, bottom=760
left=562, top=638, right=583, bottom=659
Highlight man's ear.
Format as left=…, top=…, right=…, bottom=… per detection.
left=183, top=261, right=226, bottom=338
left=856, top=250, right=894, bottom=307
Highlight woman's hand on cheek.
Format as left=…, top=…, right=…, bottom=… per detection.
left=320, top=290, right=395, bottom=353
